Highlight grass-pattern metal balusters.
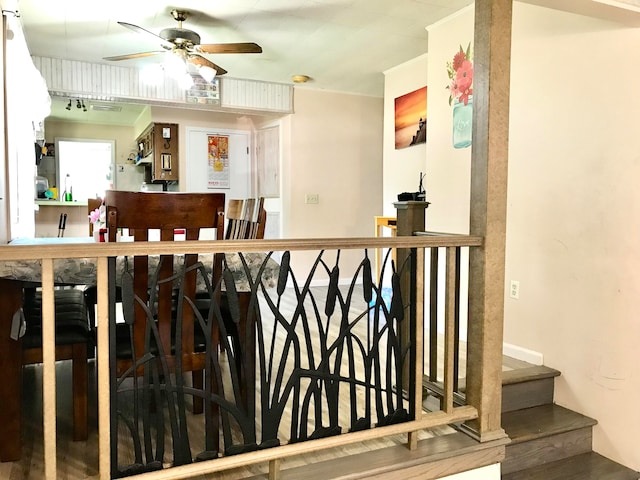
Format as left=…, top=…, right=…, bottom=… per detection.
left=112, top=247, right=417, bottom=476
left=257, top=251, right=322, bottom=443
left=255, top=248, right=414, bottom=449
left=204, top=265, right=258, bottom=456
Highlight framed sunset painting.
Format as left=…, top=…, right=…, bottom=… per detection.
left=394, top=86, right=427, bottom=149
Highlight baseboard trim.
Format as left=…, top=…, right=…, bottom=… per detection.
left=502, top=343, right=543, bottom=366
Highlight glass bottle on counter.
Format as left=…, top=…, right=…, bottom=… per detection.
left=64, top=173, right=73, bottom=201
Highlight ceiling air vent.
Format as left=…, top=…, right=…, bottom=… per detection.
left=90, top=103, right=122, bottom=113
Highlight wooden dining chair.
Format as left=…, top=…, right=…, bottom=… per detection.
left=104, top=191, right=225, bottom=416
left=224, top=197, right=266, bottom=240
left=21, top=287, right=91, bottom=441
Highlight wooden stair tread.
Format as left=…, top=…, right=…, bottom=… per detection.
left=502, top=404, right=597, bottom=444
left=502, top=451, right=640, bottom=480
left=501, top=364, right=561, bottom=386
left=426, top=363, right=560, bottom=392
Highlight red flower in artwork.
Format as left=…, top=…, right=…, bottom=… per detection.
left=446, top=43, right=473, bottom=106
left=452, top=50, right=466, bottom=71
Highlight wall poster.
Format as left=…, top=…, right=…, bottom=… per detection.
left=394, top=86, right=427, bottom=149
left=207, top=135, right=230, bottom=188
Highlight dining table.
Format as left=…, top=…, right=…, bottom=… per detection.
left=0, top=236, right=278, bottom=462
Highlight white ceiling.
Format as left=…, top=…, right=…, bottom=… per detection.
left=21, top=0, right=640, bottom=125
left=18, top=0, right=474, bottom=100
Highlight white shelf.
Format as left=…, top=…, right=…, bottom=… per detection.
left=35, top=200, right=88, bottom=206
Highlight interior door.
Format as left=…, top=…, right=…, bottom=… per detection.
left=256, top=125, right=279, bottom=198
left=185, top=127, right=251, bottom=204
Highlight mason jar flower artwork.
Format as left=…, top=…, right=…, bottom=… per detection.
left=446, top=43, right=473, bottom=149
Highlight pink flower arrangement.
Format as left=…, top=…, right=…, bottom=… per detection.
left=446, top=43, right=473, bottom=106
left=88, top=205, right=106, bottom=228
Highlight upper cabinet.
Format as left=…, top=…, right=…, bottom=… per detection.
left=136, top=123, right=179, bottom=183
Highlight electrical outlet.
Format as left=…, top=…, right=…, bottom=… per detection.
left=305, top=193, right=319, bottom=204
left=510, top=280, right=520, bottom=299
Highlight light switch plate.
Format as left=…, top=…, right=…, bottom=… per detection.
left=305, top=193, right=319, bottom=204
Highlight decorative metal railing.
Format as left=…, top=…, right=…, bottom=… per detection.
left=0, top=235, right=493, bottom=480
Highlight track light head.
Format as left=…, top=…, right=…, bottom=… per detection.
left=76, top=99, right=82, bottom=109
left=65, top=100, right=71, bottom=111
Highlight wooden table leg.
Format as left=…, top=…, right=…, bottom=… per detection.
left=0, top=279, right=23, bottom=462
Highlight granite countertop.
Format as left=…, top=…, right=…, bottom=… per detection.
left=0, top=252, right=279, bottom=292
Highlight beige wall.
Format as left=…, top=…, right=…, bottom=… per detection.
left=281, top=88, right=383, bottom=280
left=425, top=8, right=475, bottom=235
left=408, top=3, right=640, bottom=471
left=505, top=2, right=640, bottom=470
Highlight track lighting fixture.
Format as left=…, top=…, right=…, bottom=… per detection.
left=64, top=98, right=88, bottom=113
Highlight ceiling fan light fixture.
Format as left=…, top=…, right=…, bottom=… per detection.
left=106, top=11, right=262, bottom=84
left=163, top=50, right=187, bottom=77
left=179, top=72, right=194, bottom=90
left=197, top=65, right=216, bottom=83
left=140, top=63, right=165, bottom=86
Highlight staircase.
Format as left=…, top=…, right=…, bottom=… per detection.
left=500, top=359, right=639, bottom=479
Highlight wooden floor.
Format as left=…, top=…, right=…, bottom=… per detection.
left=0, top=285, right=517, bottom=479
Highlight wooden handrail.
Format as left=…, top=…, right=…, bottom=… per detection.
left=1, top=234, right=494, bottom=480
left=0, top=235, right=483, bottom=261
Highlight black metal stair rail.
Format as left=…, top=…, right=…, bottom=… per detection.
left=108, top=246, right=418, bottom=477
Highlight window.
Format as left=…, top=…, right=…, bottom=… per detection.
left=56, top=139, right=115, bottom=201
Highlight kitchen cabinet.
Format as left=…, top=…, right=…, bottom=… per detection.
left=136, top=123, right=179, bottom=183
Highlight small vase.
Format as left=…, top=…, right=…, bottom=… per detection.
left=452, top=95, right=473, bottom=149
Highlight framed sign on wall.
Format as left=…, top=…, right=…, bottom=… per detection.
left=186, top=77, right=221, bottom=105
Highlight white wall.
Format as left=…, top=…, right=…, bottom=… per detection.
left=409, top=2, right=640, bottom=471
left=382, top=54, right=428, bottom=217
left=438, top=463, right=500, bottom=480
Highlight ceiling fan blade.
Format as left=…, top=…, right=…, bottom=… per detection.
left=197, top=42, right=262, bottom=54
left=188, top=55, right=227, bottom=76
left=117, top=22, right=174, bottom=50
left=103, top=51, right=165, bottom=61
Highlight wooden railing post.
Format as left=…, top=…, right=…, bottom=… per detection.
left=394, top=201, right=429, bottom=390
left=463, top=0, right=513, bottom=443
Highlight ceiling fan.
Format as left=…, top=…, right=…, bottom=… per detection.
left=103, top=9, right=262, bottom=80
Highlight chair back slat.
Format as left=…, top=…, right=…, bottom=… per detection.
left=225, top=197, right=266, bottom=240
left=225, top=199, right=245, bottom=240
